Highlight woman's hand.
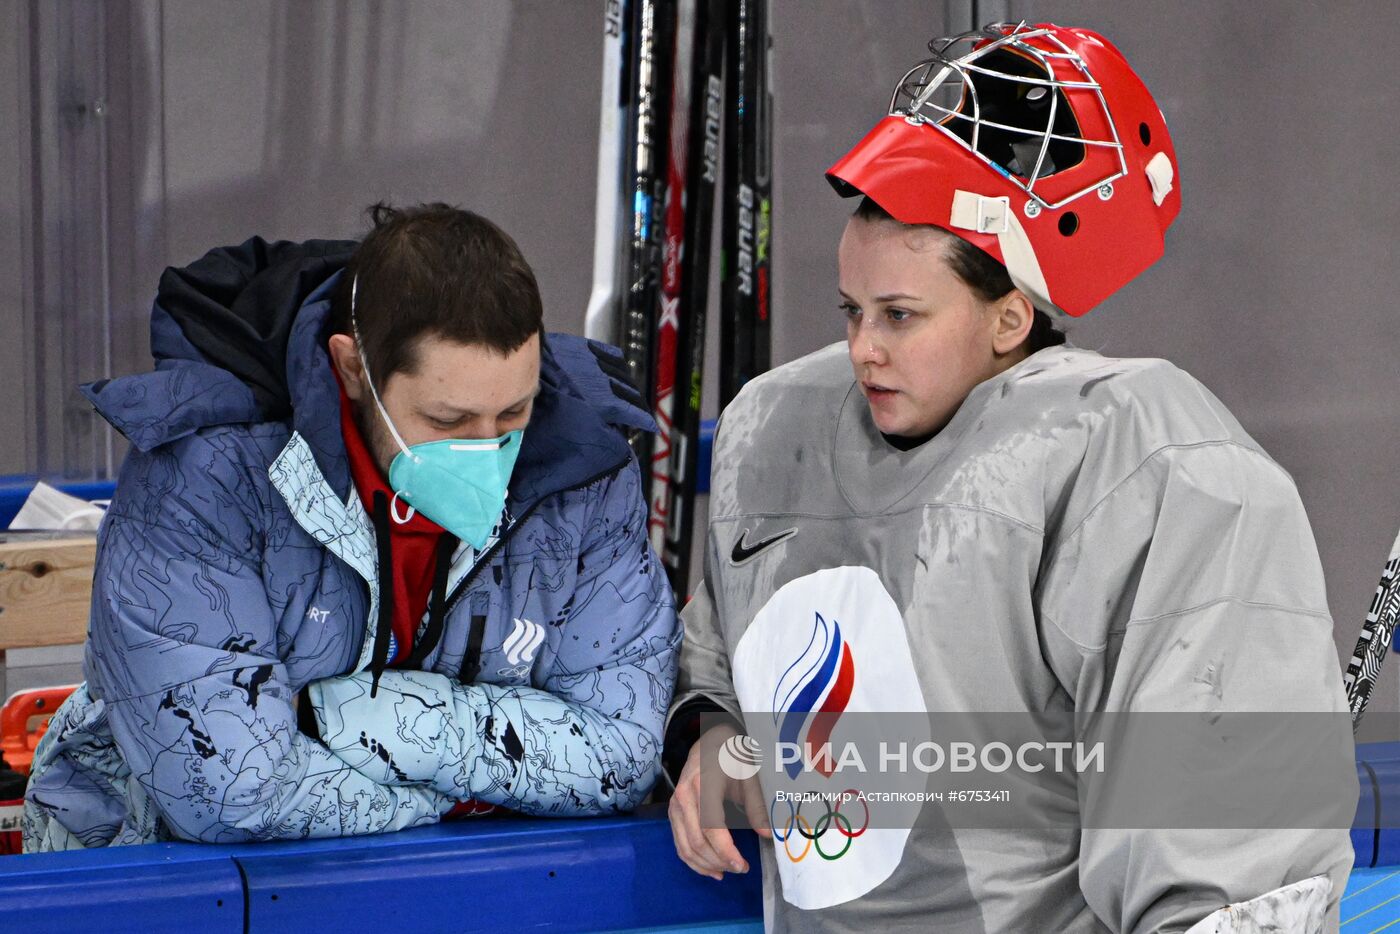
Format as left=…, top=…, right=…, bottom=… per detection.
left=668, top=722, right=772, bottom=880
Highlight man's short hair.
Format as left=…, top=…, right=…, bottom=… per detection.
left=330, top=202, right=545, bottom=379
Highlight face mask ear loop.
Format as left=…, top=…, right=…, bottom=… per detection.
left=388, top=491, right=416, bottom=525
left=349, top=273, right=414, bottom=459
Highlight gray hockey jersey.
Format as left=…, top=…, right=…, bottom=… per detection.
left=673, top=344, right=1355, bottom=933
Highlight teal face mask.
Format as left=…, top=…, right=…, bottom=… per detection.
left=380, top=423, right=523, bottom=551
left=352, top=278, right=524, bottom=550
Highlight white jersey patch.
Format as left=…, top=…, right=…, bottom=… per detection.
left=733, top=566, right=926, bottom=911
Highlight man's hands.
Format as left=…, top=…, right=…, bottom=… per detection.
left=308, top=670, right=471, bottom=796
left=668, top=723, right=771, bottom=881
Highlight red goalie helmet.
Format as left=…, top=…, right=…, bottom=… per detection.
left=827, top=22, right=1181, bottom=317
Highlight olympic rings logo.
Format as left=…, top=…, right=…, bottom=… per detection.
left=769, top=790, right=870, bottom=861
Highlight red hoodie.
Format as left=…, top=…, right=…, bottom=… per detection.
left=336, top=369, right=448, bottom=666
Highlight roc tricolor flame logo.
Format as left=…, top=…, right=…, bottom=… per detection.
left=772, top=612, right=856, bottom=778
left=734, top=567, right=918, bottom=909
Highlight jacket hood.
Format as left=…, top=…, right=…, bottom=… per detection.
left=83, top=237, right=355, bottom=451
left=84, top=237, right=654, bottom=504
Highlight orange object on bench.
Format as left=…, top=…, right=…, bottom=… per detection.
left=1, top=686, right=76, bottom=776
left=1, top=686, right=75, bottom=855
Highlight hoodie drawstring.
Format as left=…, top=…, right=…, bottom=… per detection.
left=369, top=490, right=396, bottom=697
left=402, top=533, right=458, bottom=670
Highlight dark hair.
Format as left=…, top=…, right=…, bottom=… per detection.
left=853, top=196, right=1066, bottom=353
left=329, top=202, right=544, bottom=379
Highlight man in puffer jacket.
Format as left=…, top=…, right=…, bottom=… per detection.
left=24, top=203, right=680, bottom=850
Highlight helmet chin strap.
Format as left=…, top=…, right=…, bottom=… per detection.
left=948, top=190, right=1067, bottom=317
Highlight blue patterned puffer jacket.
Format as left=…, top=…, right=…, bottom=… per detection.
left=23, top=238, right=679, bottom=850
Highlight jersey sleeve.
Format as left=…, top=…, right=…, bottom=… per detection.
left=1037, top=439, right=1356, bottom=932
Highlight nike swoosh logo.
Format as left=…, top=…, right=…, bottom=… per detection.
left=731, top=527, right=798, bottom=564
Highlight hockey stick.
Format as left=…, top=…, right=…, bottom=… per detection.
left=620, top=0, right=676, bottom=483
left=750, top=0, right=773, bottom=389
left=584, top=0, right=632, bottom=344
left=1344, top=524, right=1400, bottom=728
left=646, top=0, right=697, bottom=568
left=717, top=0, right=773, bottom=408
left=654, top=0, right=725, bottom=598
left=718, top=0, right=759, bottom=409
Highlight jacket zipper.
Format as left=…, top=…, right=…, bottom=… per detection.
left=442, top=457, right=631, bottom=682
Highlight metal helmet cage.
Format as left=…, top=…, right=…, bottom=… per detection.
left=891, top=22, right=1127, bottom=211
